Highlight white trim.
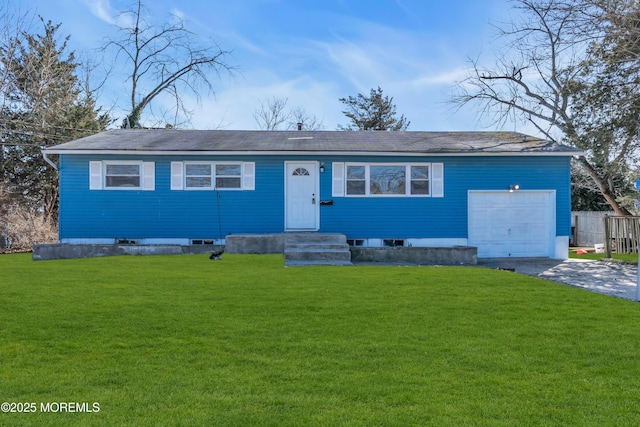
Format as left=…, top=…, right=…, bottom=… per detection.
left=45, top=149, right=584, bottom=157
left=332, top=162, right=345, bottom=197
left=284, top=161, right=319, bottom=231
left=431, top=163, right=444, bottom=197
left=140, top=238, right=190, bottom=245
left=89, top=161, right=103, bottom=190
left=142, top=162, right=155, bottom=191
left=61, top=238, right=115, bottom=244
left=60, top=238, right=226, bottom=245
left=242, top=162, right=255, bottom=190
left=406, top=238, right=468, bottom=247
left=346, top=238, right=469, bottom=248
left=171, top=162, right=184, bottom=190
left=554, top=236, right=569, bottom=260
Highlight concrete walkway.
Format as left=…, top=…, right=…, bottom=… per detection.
left=478, top=258, right=639, bottom=301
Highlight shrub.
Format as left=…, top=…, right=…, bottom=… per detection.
left=0, top=203, right=57, bottom=251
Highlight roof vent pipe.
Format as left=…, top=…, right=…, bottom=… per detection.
left=297, top=122, right=302, bottom=131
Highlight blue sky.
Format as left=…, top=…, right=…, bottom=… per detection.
left=19, top=0, right=516, bottom=131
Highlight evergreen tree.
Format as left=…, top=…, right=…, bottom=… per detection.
left=0, top=18, right=109, bottom=222
left=338, top=87, right=409, bottom=131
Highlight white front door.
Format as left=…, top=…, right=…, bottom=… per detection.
left=285, top=162, right=319, bottom=230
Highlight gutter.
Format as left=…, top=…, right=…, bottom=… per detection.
left=42, top=149, right=586, bottom=158
left=42, top=151, right=58, bottom=171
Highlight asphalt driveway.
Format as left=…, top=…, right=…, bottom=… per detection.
left=479, top=258, right=640, bottom=301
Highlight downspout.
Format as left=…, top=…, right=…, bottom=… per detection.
left=42, top=151, right=58, bottom=171
left=41, top=149, right=60, bottom=245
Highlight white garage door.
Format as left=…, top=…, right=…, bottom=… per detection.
left=468, top=191, right=555, bottom=258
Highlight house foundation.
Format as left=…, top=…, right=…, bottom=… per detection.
left=32, top=243, right=221, bottom=260
left=33, top=235, right=477, bottom=265
left=350, top=246, right=477, bottom=265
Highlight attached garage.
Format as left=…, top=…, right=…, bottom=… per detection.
left=468, top=190, right=555, bottom=258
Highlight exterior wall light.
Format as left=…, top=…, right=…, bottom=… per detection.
left=509, top=184, right=520, bottom=192
left=319, top=163, right=325, bottom=173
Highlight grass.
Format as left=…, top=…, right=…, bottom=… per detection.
left=2, top=253, right=640, bottom=426
left=569, top=250, right=638, bottom=263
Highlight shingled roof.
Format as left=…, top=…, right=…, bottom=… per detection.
left=45, top=129, right=581, bottom=156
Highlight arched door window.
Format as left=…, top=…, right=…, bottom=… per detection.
left=292, top=167, right=310, bottom=176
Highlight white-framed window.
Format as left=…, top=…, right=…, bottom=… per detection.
left=171, top=161, right=254, bottom=191
left=106, top=163, right=140, bottom=188
left=215, top=163, right=242, bottom=189
left=90, top=161, right=155, bottom=191
left=337, top=163, right=442, bottom=197
left=185, top=163, right=212, bottom=189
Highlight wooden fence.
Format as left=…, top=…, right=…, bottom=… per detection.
left=604, top=216, right=640, bottom=257
left=572, top=211, right=614, bottom=246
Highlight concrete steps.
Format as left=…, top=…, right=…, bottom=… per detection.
left=284, top=233, right=353, bottom=266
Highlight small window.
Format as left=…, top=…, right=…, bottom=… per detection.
left=186, top=164, right=212, bottom=189
left=116, top=238, right=137, bottom=244
left=105, top=163, right=141, bottom=188
left=383, top=239, right=405, bottom=247
left=191, top=239, right=215, bottom=245
left=410, top=165, right=430, bottom=195
left=183, top=162, right=242, bottom=190
left=347, top=239, right=365, bottom=247
left=292, top=167, right=310, bottom=176
left=92, top=161, right=153, bottom=191
left=346, top=165, right=366, bottom=195
left=216, top=164, right=242, bottom=189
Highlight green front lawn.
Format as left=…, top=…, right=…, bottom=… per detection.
left=2, top=253, right=640, bottom=426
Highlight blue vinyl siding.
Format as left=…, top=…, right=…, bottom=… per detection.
left=320, top=156, right=570, bottom=240
left=58, top=154, right=571, bottom=241
left=60, top=155, right=286, bottom=240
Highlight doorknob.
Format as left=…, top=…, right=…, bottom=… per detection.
left=312, top=193, right=316, bottom=204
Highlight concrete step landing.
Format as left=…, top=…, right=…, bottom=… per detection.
left=284, top=233, right=352, bottom=266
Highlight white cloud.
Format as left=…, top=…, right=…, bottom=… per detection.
left=412, top=68, right=469, bottom=87
left=170, top=8, right=186, bottom=23
left=186, top=74, right=342, bottom=130
left=83, top=0, right=116, bottom=25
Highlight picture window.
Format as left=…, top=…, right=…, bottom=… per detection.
left=344, top=164, right=432, bottom=197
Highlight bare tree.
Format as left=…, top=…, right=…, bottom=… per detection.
left=288, top=107, right=324, bottom=131
left=253, top=97, right=290, bottom=130
left=453, top=0, right=640, bottom=215
left=253, top=96, right=324, bottom=130
left=103, top=0, right=234, bottom=128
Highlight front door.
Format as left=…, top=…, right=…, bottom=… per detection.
left=285, top=162, right=318, bottom=230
